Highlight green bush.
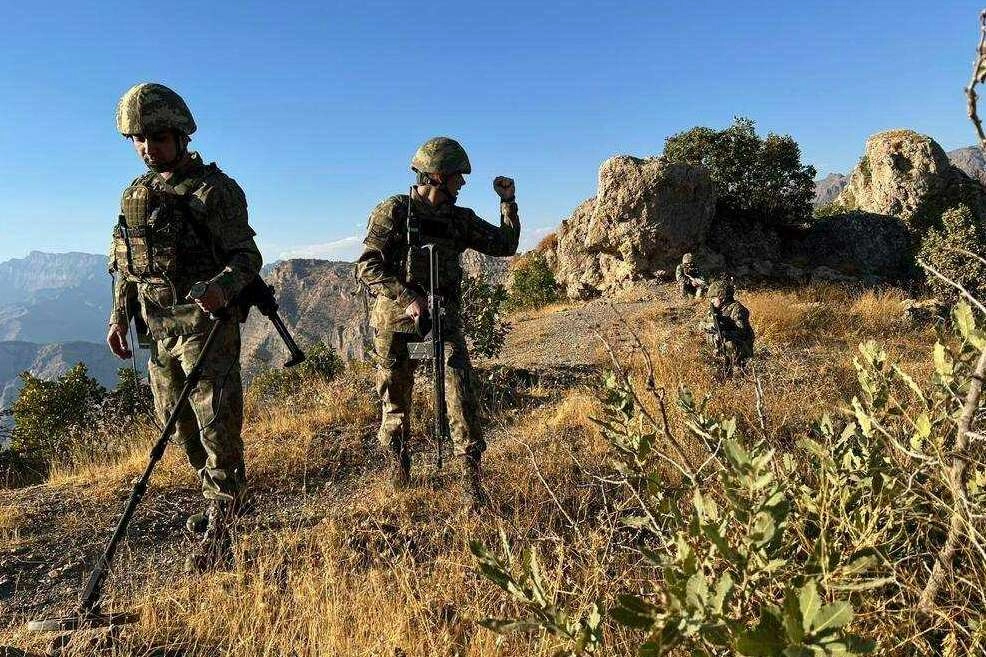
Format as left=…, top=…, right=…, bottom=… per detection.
left=472, top=304, right=986, bottom=655
left=813, top=201, right=846, bottom=219
left=249, top=341, right=343, bottom=404
left=507, top=251, right=559, bottom=311
left=461, top=273, right=511, bottom=358
left=917, top=204, right=986, bottom=301
left=663, top=116, right=817, bottom=226
left=10, top=363, right=106, bottom=467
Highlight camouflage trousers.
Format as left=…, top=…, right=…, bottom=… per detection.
left=148, top=321, right=246, bottom=502
left=373, top=329, right=485, bottom=461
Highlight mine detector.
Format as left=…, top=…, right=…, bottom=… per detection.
left=28, top=275, right=305, bottom=635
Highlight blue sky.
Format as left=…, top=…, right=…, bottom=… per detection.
left=1, top=0, right=983, bottom=264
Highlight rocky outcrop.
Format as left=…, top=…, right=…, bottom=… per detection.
left=241, top=260, right=371, bottom=375
left=461, top=251, right=512, bottom=287
left=836, top=130, right=986, bottom=231
left=814, top=173, right=848, bottom=207
left=544, top=157, right=716, bottom=298
left=947, top=146, right=986, bottom=187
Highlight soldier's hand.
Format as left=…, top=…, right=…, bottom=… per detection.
left=405, top=296, right=428, bottom=320
left=493, top=176, right=515, bottom=200
left=107, top=323, right=132, bottom=359
left=188, top=282, right=226, bottom=314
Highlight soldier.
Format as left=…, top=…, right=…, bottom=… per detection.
left=356, top=137, right=520, bottom=506
left=106, top=83, right=262, bottom=571
left=702, top=280, right=754, bottom=376
left=675, top=253, right=707, bottom=298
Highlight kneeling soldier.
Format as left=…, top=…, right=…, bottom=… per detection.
left=356, top=137, right=520, bottom=506
left=107, top=83, right=262, bottom=571
left=702, top=280, right=754, bottom=376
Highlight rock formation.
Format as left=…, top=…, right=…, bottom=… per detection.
left=947, top=145, right=986, bottom=187
left=804, top=211, right=915, bottom=280
left=241, top=260, right=372, bottom=376
left=836, top=130, right=986, bottom=231
left=544, top=157, right=716, bottom=298
left=814, top=173, right=848, bottom=207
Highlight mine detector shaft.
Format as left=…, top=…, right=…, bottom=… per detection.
left=28, top=276, right=305, bottom=634
left=404, top=191, right=452, bottom=470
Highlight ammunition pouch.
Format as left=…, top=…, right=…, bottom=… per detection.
left=143, top=302, right=213, bottom=340
left=112, top=183, right=183, bottom=282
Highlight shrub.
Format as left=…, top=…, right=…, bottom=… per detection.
left=461, top=272, right=511, bottom=358
left=507, top=251, right=559, bottom=311
left=917, top=204, right=986, bottom=301
left=663, top=116, right=817, bottom=226
left=813, top=201, right=846, bottom=219
left=472, top=303, right=986, bottom=656
left=249, top=341, right=343, bottom=404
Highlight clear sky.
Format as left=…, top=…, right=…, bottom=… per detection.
left=1, top=0, right=983, bottom=264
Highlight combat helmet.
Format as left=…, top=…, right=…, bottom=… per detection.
left=707, top=280, right=735, bottom=302
left=116, top=83, right=197, bottom=136
left=682, top=253, right=694, bottom=264
left=411, top=137, right=472, bottom=175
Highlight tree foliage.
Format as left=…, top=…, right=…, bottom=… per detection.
left=663, top=116, right=817, bottom=226
left=918, top=204, right=986, bottom=301
left=249, top=341, right=344, bottom=403
left=507, top=251, right=559, bottom=311
left=462, top=272, right=511, bottom=358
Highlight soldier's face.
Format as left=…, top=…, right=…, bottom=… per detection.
left=131, top=131, right=179, bottom=170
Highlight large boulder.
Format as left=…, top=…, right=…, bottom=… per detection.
left=836, top=130, right=986, bottom=232
left=585, top=156, right=716, bottom=270
left=545, top=198, right=607, bottom=299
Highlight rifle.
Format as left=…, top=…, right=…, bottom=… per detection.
left=28, top=274, right=305, bottom=634
left=407, top=243, right=451, bottom=471
left=708, top=306, right=730, bottom=378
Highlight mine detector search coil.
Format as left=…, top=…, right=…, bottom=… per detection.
left=27, top=275, right=305, bottom=634
left=404, top=189, right=451, bottom=470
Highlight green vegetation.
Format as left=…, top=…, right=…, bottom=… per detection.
left=918, top=204, right=986, bottom=301
left=812, top=201, right=847, bottom=219
left=663, top=116, right=817, bottom=226
left=462, top=272, right=511, bottom=358
left=507, top=251, right=559, bottom=311
left=249, top=341, right=344, bottom=403
left=472, top=303, right=986, bottom=655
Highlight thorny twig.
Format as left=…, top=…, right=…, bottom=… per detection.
left=521, top=440, right=578, bottom=529
left=966, top=9, right=986, bottom=149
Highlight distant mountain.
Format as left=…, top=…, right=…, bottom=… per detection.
left=240, top=259, right=372, bottom=376
left=947, top=146, right=986, bottom=187
left=0, top=251, right=110, bottom=343
left=0, top=340, right=125, bottom=416
left=813, top=173, right=848, bottom=207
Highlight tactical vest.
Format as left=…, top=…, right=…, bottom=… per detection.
left=401, top=195, right=464, bottom=298
left=111, top=165, right=227, bottom=339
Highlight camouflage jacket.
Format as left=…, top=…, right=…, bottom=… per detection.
left=702, top=301, right=754, bottom=355
left=109, top=153, right=262, bottom=339
left=356, top=189, right=520, bottom=332
left=675, top=264, right=704, bottom=284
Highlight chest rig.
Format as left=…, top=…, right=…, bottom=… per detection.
left=403, top=194, right=463, bottom=296
left=112, top=166, right=221, bottom=285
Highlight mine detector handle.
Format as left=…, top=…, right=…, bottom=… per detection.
left=77, top=316, right=228, bottom=617
left=74, top=278, right=305, bottom=622
left=234, top=276, right=307, bottom=368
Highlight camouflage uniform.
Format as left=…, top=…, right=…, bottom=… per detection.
left=110, top=84, right=262, bottom=506
left=702, top=281, right=754, bottom=373
left=675, top=253, right=706, bottom=298
left=356, top=140, right=520, bottom=470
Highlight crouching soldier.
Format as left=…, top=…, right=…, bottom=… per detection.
left=676, top=253, right=707, bottom=298
left=702, top=280, right=754, bottom=376
left=106, top=83, right=262, bottom=571
left=356, top=137, right=520, bottom=507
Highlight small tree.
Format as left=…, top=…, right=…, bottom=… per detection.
left=917, top=204, right=986, bottom=301
left=461, top=273, right=511, bottom=358
left=249, top=341, right=344, bottom=403
left=10, top=363, right=106, bottom=467
left=663, top=116, right=817, bottom=226
left=507, top=251, right=559, bottom=311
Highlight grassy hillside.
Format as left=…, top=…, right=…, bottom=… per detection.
left=1, top=282, right=980, bottom=656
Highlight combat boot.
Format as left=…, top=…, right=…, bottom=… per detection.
left=184, top=500, right=235, bottom=573
left=461, top=455, right=489, bottom=511
left=391, top=449, right=411, bottom=491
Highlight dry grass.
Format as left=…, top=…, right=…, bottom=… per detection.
left=0, top=504, right=28, bottom=544
left=0, top=283, right=957, bottom=656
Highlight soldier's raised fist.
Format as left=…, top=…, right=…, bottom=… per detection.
left=493, top=176, right=515, bottom=200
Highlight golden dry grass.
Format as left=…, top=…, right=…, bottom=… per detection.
left=0, top=504, right=28, bottom=544
left=0, top=283, right=953, bottom=656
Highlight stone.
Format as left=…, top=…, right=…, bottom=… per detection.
left=804, top=211, right=914, bottom=280
left=836, top=130, right=986, bottom=232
